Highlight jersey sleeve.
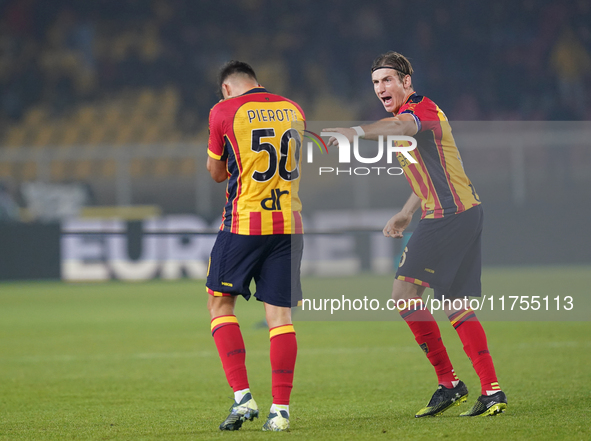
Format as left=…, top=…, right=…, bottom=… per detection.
left=292, top=100, right=306, bottom=124
left=207, top=105, right=227, bottom=160
left=400, top=98, right=440, bottom=133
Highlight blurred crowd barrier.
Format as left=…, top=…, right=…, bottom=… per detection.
left=0, top=122, right=589, bottom=281
left=0, top=122, right=589, bottom=218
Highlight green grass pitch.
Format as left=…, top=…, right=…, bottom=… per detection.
left=1, top=266, right=590, bottom=440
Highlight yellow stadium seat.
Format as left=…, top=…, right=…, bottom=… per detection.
left=50, top=160, right=67, bottom=180
left=153, top=158, right=172, bottom=176
left=311, top=94, right=358, bottom=121
left=160, top=87, right=179, bottom=112
left=179, top=158, right=196, bottom=176
left=140, top=124, right=161, bottom=144
left=22, top=162, right=37, bottom=180
left=23, top=107, right=48, bottom=125
left=130, top=158, right=146, bottom=177
left=167, top=131, right=182, bottom=143
left=0, top=162, right=12, bottom=178
left=114, top=123, right=138, bottom=145
left=101, top=159, right=117, bottom=177
left=73, top=160, right=93, bottom=179
left=62, top=126, right=80, bottom=146
left=4, top=127, right=27, bottom=147
left=76, top=106, right=97, bottom=126
left=88, top=126, right=107, bottom=145
left=137, top=89, right=156, bottom=110
left=103, top=106, right=123, bottom=126
left=33, top=125, right=55, bottom=147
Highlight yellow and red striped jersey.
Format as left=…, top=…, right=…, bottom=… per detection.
left=396, top=92, right=480, bottom=219
left=208, top=87, right=305, bottom=235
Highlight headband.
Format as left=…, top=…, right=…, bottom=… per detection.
left=371, top=65, right=410, bottom=76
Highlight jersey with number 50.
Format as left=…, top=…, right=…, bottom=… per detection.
left=207, top=87, right=305, bottom=235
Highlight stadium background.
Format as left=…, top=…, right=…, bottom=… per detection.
left=0, top=1, right=590, bottom=439
left=0, top=0, right=590, bottom=277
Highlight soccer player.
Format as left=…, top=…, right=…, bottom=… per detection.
left=324, top=52, right=507, bottom=417
left=206, top=60, right=305, bottom=431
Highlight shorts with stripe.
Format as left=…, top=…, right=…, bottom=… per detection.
left=395, top=204, right=483, bottom=299
left=206, top=230, right=303, bottom=307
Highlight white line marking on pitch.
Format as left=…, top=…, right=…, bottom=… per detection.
left=3, top=341, right=590, bottom=364
left=1, top=346, right=419, bottom=363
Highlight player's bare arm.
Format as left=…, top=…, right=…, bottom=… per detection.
left=323, top=113, right=417, bottom=147
left=383, top=192, right=421, bottom=238
left=358, top=113, right=417, bottom=140
left=207, top=156, right=227, bottom=183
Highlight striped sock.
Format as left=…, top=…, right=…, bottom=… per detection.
left=269, top=324, right=297, bottom=405
left=211, top=315, right=249, bottom=392
left=399, top=297, right=458, bottom=388
left=448, top=308, right=501, bottom=395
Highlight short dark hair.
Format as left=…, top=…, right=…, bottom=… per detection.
left=218, top=60, right=257, bottom=96
left=371, top=52, right=413, bottom=82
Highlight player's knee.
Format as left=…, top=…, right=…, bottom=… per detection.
left=207, top=295, right=234, bottom=319
left=391, top=289, right=406, bottom=302
left=264, top=303, right=291, bottom=329
left=207, top=296, right=215, bottom=314
left=207, top=296, right=218, bottom=318
left=391, top=279, right=405, bottom=302
left=391, top=278, right=424, bottom=302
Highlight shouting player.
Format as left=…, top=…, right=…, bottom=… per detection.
left=206, top=61, right=305, bottom=431
left=324, top=52, right=507, bottom=417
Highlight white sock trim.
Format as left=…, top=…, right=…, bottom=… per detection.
left=270, top=403, right=289, bottom=416
left=234, top=388, right=250, bottom=403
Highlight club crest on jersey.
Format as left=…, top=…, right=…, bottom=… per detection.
left=261, top=188, right=289, bottom=210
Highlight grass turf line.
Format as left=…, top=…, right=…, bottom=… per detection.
left=0, top=266, right=590, bottom=440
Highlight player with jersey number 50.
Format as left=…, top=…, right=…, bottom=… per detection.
left=205, top=60, right=305, bottom=432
